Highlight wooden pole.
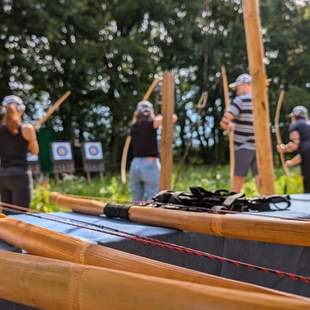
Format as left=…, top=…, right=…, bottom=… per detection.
left=51, top=192, right=310, bottom=247
left=221, top=65, right=235, bottom=184
left=0, top=216, right=294, bottom=296
left=242, top=0, right=275, bottom=195
left=160, top=71, right=175, bottom=190
left=1, top=251, right=309, bottom=310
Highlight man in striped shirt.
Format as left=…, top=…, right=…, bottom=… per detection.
left=220, top=73, right=260, bottom=193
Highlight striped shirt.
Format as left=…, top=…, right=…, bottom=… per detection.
left=228, top=92, right=255, bottom=150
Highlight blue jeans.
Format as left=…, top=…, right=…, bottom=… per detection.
left=130, top=157, right=160, bottom=202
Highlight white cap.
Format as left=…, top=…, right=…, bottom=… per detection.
left=2, top=95, right=25, bottom=113
left=229, top=73, right=252, bottom=89
left=289, top=106, right=308, bottom=119
left=137, top=100, right=154, bottom=114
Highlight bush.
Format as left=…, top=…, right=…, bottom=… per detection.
left=31, top=165, right=304, bottom=211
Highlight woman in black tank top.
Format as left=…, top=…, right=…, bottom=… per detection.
left=129, top=101, right=162, bottom=202
left=0, top=95, right=39, bottom=211
left=129, top=100, right=177, bottom=201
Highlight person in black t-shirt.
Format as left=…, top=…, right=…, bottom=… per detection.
left=129, top=101, right=162, bottom=202
left=0, top=95, right=39, bottom=211
left=277, top=105, right=310, bottom=192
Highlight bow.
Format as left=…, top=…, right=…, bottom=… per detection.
left=274, top=90, right=289, bottom=176
left=121, top=78, right=160, bottom=185
left=49, top=192, right=310, bottom=247
left=221, top=65, right=235, bottom=183
left=34, top=91, right=71, bottom=128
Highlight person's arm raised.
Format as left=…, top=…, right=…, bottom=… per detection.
left=22, top=124, right=39, bottom=155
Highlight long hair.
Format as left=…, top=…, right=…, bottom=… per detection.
left=131, top=110, right=155, bottom=125
left=2, top=105, right=22, bottom=134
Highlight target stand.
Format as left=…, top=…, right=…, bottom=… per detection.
left=50, top=142, right=75, bottom=182
left=27, top=153, right=42, bottom=178
left=81, top=142, right=104, bottom=182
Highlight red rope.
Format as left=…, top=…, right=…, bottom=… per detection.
left=1, top=202, right=310, bottom=285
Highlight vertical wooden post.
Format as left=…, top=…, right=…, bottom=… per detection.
left=160, top=71, right=175, bottom=190
left=221, top=65, right=235, bottom=185
left=242, top=0, right=275, bottom=195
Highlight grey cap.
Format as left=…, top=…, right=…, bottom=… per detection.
left=289, top=106, right=308, bottom=119
left=2, top=95, right=25, bottom=113
left=229, top=73, right=252, bottom=89
left=137, top=100, right=154, bottom=114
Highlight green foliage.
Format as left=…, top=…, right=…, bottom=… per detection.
left=31, top=165, right=304, bottom=211
left=30, top=183, right=63, bottom=212
left=0, top=0, right=309, bottom=167
left=50, top=175, right=131, bottom=202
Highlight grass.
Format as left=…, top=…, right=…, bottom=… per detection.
left=31, top=165, right=304, bottom=212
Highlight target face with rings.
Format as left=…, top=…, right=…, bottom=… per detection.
left=51, top=142, right=73, bottom=161
left=84, top=142, right=103, bottom=160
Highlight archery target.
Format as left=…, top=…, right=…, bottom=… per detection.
left=27, top=153, right=39, bottom=162
left=83, top=142, right=103, bottom=160
left=51, top=142, right=73, bottom=161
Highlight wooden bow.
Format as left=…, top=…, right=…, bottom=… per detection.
left=51, top=192, right=310, bottom=247
left=196, top=91, right=208, bottom=110
left=34, top=91, right=71, bottom=128
left=274, top=90, right=289, bottom=176
left=121, top=78, right=160, bottom=185
left=221, top=65, right=235, bottom=183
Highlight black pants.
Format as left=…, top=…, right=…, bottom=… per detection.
left=301, top=151, right=310, bottom=193
left=0, top=167, right=33, bottom=214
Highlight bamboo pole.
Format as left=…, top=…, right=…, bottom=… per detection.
left=242, top=0, right=275, bottom=195
left=221, top=65, right=235, bottom=183
left=0, top=217, right=274, bottom=295
left=0, top=216, right=290, bottom=296
left=160, top=71, right=175, bottom=190
left=120, top=78, right=160, bottom=185
left=51, top=192, right=310, bottom=247
left=1, top=251, right=310, bottom=310
left=274, top=90, right=289, bottom=176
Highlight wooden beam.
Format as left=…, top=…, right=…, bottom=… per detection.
left=221, top=65, right=235, bottom=184
left=160, top=72, right=175, bottom=191
left=51, top=192, right=310, bottom=247
left=242, top=0, right=275, bottom=194
left=0, top=216, right=292, bottom=296
left=1, top=251, right=309, bottom=310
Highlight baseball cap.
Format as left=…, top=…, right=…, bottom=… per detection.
left=289, top=106, right=308, bottom=119
left=137, top=100, right=154, bottom=114
left=229, top=73, right=252, bottom=89
left=2, top=95, right=25, bottom=113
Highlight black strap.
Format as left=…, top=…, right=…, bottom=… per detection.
left=152, top=187, right=290, bottom=213
left=104, top=204, right=130, bottom=219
